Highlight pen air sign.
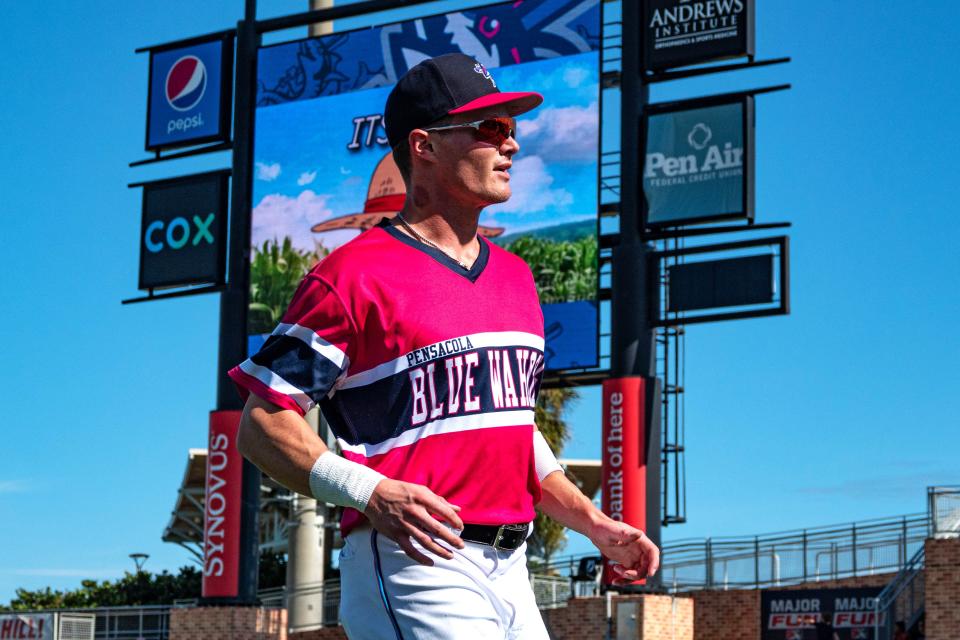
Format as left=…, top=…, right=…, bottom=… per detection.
left=644, top=95, right=754, bottom=227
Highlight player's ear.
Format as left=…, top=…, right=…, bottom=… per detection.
left=408, top=129, right=438, bottom=166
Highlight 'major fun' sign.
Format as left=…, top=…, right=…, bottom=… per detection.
left=761, top=588, right=884, bottom=640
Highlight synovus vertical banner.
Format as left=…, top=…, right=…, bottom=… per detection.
left=202, top=410, right=244, bottom=598
left=601, top=377, right=647, bottom=584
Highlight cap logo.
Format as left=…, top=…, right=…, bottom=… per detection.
left=473, top=62, right=496, bottom=88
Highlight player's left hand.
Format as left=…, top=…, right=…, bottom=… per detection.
left=588, top=518, right=660, bottom=584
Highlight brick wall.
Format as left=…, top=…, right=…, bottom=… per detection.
left=691, top=588, right=759, bottom=640
left=924, top=537, right=960, bottom=639
left=168, top=597, right=691, bottom=640
left=541, top=594, right=693, bottom=639
left=688, top=571, right=898, bottom=640
left=542, top=595, right=610, bottom=638
left=640, top=595, right=694, bottom=640
left=169, top=606, right=287, bottom=640
left=283, top=596, right=693, bottom=640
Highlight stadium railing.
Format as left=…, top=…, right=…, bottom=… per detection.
left=0, top=605, right=172, bottom=640
left=870, top=487, right=960, bottom=640
left=928, top=485, right=960, bottom=538
left=539, top=511, right=931, bottom=594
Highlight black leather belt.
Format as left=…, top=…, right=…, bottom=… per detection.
left=459, top=523, right=529, bottom=551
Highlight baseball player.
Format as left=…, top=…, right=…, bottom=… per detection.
left=229, top=53, right=659, bottom=639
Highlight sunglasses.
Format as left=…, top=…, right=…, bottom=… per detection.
left=422, top=116, right=517, bottom=146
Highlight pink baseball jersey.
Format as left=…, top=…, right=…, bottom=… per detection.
left=229, top=221, right=546, bottom=535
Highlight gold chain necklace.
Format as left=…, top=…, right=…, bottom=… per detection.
left=395, top=213, right=472, bottom=270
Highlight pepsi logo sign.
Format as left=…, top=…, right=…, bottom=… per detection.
left=165, top=55, right=207, bottom=112
left=146, top=38, right=228, bottom=151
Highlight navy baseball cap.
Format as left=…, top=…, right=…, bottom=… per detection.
left=384, top=53, right=543, bottom=148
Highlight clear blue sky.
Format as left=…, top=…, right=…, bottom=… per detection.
left=1, top=1, right=958, bottom=604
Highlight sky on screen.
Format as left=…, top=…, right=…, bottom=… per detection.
left=1, top=0, right=959, bottom=604
left=251, top=52, right=598, bottom=253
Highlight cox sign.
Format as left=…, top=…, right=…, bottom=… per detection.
left=146, top=36, right=233, bottom=151
left=137, top=170, right=229, bottom=290
left=144, top=214, right=216, bottom=253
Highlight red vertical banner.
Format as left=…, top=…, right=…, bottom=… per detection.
left=601, top=377, right=646, bottom=585
left=202, top=410, right=244, bottom=598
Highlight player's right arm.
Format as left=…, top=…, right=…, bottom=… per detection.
left=236, top=392, right=328, bottom=498
left=236, top=392, right=465, bottom=564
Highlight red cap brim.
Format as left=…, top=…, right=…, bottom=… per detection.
left=448, top=91, right=543, bottom=117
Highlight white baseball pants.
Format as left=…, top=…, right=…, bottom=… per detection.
left=339, top=525, right=550, bottom=640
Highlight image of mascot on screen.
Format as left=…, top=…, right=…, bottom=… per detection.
left=248, top=0, right=601, bottom=371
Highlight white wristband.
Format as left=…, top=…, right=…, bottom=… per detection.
left=308, top=451, right=386, bottom=512
left=533, top=430, right=564, bottom=482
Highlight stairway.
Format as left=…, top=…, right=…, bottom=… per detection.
left=874, top=545, right=924, bottom=640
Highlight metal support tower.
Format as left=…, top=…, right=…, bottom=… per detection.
left=610, top=0, right=661, bottom=577
left=210, top=0, right=260, bottom=606
left=657, top=236, right=687, bottom=526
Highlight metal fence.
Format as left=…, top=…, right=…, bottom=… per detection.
left=1, top=606, right=172, bottom=640
left=540, top=512, right=930, bottom=594
left=661, top=514, right=928, bottom=591
left=90, top=606, right=171, bottom=639
left=58, top=613, right=96, bottom=640
left=257, top=579, right=339, bottom=627
left=530, top=574, right=573, bottom=609
left=928, top=485, right=960, bottom=537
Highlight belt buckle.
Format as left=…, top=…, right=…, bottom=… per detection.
left=493, top=523, right=525, bottom=551
left=493, top=525, right=508, bottom=550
